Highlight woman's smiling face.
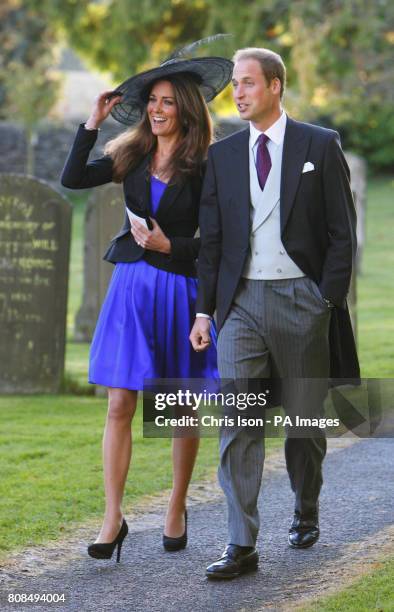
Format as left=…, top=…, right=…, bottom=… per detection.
left=147, top=80, right=181, bottom=139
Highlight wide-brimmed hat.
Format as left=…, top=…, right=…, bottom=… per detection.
left=110, top=37, right=233, bottom=126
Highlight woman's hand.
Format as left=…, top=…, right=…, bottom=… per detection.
left=85, top=90, right=123, bottom=130
left=130, top=218, right=171, bottom=254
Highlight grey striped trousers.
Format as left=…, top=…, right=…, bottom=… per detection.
left=217, top=277, right=331, bottom=546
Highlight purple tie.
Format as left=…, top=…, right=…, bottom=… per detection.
left=256, top=133, right=271, bottom=191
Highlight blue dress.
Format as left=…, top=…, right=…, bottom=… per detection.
left=89, top=176, right=218, bottom=390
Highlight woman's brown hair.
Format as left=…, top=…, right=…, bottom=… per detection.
left=104, top=73, right=214, bottom=183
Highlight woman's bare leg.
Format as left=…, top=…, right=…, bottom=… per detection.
left=95, top=388, right=137, bottom=543
left=164, top=436, right=200, bottom=537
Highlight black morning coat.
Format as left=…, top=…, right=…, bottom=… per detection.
left=196, top=116, right=360, bottom=381
left=60, top=124, right=203, bottom=277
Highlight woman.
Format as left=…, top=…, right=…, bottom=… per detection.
left=61, top=50, right=233, bottom=562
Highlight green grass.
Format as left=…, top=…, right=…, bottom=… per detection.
left=0, top=394, right=232, bottom=557
left=0, top=175, right=392, bottom=598
left=357, top=176, right=394, bottom=376
left=0, top=393, right=280, bottom=557
left=64, top=341, right=90, bottom=390
left=298, top=176, right=394, bottom=611
left=300, top=557, right=394, bottom=611
left=65, top=191, right=88, bottom=338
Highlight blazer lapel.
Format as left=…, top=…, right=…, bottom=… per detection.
left=227, top=128, right=251, bottom=236
left=154, top=179, right=185, bottom=222
left=280, top=117, right=311, bottom=231
left=128, top=156, right=151, bottom=215
left=131, top=154, right=187, bottom=222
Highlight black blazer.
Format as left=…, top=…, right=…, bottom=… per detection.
left=196, top=116, right=360, bottom=379
left=61, top=124, right=203, bottom=277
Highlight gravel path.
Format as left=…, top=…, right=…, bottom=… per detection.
left=0, top=438, right=393, bottom=611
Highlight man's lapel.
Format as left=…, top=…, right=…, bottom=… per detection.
left=227, top=128, right=251, bottom=235
left=280, top=117, right=311, bottom=231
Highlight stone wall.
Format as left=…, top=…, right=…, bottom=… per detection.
left=0, top=119, right=123, bottom=186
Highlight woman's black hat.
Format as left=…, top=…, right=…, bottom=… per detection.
left=110, top=36, right=233, bottom=126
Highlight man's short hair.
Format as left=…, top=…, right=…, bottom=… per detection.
left=232, top=48, right=286, bottom=99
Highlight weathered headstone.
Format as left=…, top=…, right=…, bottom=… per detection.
left=0, top=174, right=71, bottom=393
left=74, top=183, right=124, bottom=341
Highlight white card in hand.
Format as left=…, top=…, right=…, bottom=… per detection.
left=126, top=206, right=149, bottom=230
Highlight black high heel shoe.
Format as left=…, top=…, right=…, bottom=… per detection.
left=163, top=510, right=187, bottom=552
left=88, top=519, right=128, bottom=562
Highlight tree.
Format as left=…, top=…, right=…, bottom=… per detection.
left=32, top=0, right=293, bottom=79
left=0, top=1, right=62, bottom=174
left=0, top=2, right=59, bottom=113
left=289, top=0, right=394, bottom=170
left=28, top=0, right=210, bottom=80
left=3, top=58, right=61, bottom=175
left=2, top=1, right=392, bottom=170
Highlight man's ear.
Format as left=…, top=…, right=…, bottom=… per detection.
left=271, top=77, right=281, bottom=96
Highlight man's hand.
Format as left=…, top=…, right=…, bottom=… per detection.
left=189, top=317, right=212, bottom=352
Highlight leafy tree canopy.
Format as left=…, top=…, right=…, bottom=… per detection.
left=2, top=0, right=393, bottom=170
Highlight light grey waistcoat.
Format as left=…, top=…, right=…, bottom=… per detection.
left=242, top=137, right=305, bottom=280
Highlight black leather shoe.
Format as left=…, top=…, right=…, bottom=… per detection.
left=206, top=544, right=258, bottom=579
left=163, top=510, right=187, bottom=551
left=288, top=513, right=319, bottom=549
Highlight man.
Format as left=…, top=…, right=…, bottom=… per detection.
left=190, top=48, right=359, bottom=579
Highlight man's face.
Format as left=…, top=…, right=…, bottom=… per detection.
left=232, top=58, right=280, bottom=123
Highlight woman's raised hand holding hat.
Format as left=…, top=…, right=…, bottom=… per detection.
left=85, top=90, right=123, bottom=130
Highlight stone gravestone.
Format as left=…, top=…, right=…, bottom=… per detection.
left=74, top=183, right=124, bottom=341
left=0, top=174, right=72, bottom=393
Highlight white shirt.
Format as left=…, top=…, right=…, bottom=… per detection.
left=249, top=110, right=287, bottom=165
